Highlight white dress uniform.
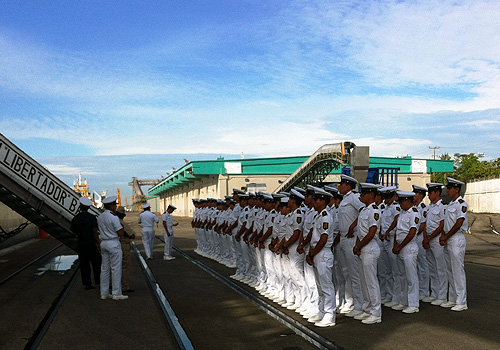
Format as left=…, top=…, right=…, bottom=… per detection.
left=381, top=201, right=401, bottom=305
left=376, top=203, right=389, bottom=302
left=310, top=208, right=336, bottom=324
left=415, top=199, right=430, bottom=298
left=98, top=209, right=124, bottom=297
left=425, top=198, right=448, bottom=302
left=338, top=190, right=365, bottom=311
left=301, top=206, right=320, bottom=316
left=162, top=210, right=175, bottom=259
left=138, top=209, right=159, bottom=259
left=395, top=205, right=420, bottom=309
left=444, top=195, right=468, bottom=307
left=262, top=208, right=277, bottom=292
left=357, top=203, right=382, bottom=318
left=283, top=207, right=305, bottom=307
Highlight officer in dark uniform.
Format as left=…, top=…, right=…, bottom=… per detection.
left=70, top=197, right=101, bottom=289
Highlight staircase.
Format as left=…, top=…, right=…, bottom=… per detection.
left=0, top=133, right=100, bottom=251
left=274, top=142, right=355, bottom=193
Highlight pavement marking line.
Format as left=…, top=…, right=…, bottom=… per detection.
left=163, top=240, right=340, bottom=350
left=131, top=241, right=195, bottom=350
left=26, top=263, right=80, bottom=350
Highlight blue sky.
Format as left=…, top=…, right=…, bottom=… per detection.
left=1, top=0, right=500, bottom=197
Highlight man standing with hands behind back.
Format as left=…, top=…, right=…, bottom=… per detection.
left=163, top=204, right=179, bottom=261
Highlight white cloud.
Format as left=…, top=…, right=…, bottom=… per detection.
left=44, top=164, right=97, bottom=176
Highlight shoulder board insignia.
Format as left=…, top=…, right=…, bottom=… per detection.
left=297, top=209, right=302, bottom=214
left=458, top=199, right=465, bottom=204
left=462, top=206, right=467, bottom=213
left=396, top=207, right=401, bottom=211
left=372, top=204, right=378, bottom=209
left=297, top=217, right=302, bottom=224
left=381, top=204, right=385, bottom=209
left=412, top=207, right=419, bottom=212
left=246, top=214, right=248, bottom=219
left=271, top=216, right=275, bottom=222
left=420, top=203, right=426, bottom=208
left=322, top=211, right=328, bottom=216
left=323, top=222, right=329, bottom=230
left=423, top=211, right=427, bottom=218
left=415, top=217, right=419, bottom=224
left=374, top=213, right=379, bottom=221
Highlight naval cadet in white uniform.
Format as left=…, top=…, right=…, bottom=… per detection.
left=138, top=203, right=159, bottom=260
left=423, top=183, right=448, bottom=306
left=393, top=191, right=420, bottom=314
left=162, top=204, right=178, bottom=260
left=98, top=196, right=128, bottom=300
left=306, top=187, right=336, bottom=328
left=440, top=178, right=469, bottom=311
left=412, top=184, right=430, bottom=300
left=353, top=183, right=382, bottom=324
left=337, top=174, right=365, bottom=317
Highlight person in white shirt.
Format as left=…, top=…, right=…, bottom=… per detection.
left=440, top=178, right=469, bottom=311
left=138, top=203, right=159, bottom=260
left=353, top=183, right=382, bottom=324
left=98, top=196, right=128, bottom=300
left=392, top=191, right=420, bottom=314
left=162, top=204, right=178, bottom=260
left=422, top=183, right=448, bottom=306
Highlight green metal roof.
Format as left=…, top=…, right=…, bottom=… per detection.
left=148, top=155, right=453, bottom=196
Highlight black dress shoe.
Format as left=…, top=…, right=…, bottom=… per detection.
left=85, top=285, right=95, bottom=290
left=123, top=289, right=135, bottom=293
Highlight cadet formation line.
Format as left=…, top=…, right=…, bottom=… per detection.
left=70, top=175, right=468, bottom=328
left=190, top=175, right=468, bottom=327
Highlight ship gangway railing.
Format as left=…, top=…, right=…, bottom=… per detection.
left=0, top=133, right=101, bottom=251
left=274, top=142, right=355, bottom=193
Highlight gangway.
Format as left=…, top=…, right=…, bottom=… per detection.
left=0, top=133, right=100, bottom=251
left=274, top=142, right=356, bottom=193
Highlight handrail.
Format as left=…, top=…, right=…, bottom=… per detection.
left=274, top=142, right=351, bottom=193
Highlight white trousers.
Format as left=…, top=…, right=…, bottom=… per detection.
left=397, top=242, right=419, bottom=307
left=377, top=237, right=390, bottom=301
left=303, top=249, right=319, bottom=312
left=445, top=234, right=467, bottom=305
left=359, top=241, right=381, bottom=317
left=426, top=239, right=448, bottom=300
left=313, top=249, right=336, bottom=320
left=384, top=239, right=402, bottom=303
left=339, top=236, right=364, bottom=310
left=164, top=232, right=174, bottom=257
left=142, top=227, right=155, bottom=258
left=416, top=234, right=430, bottom=297
left=100, top=239, right=123, bottom=296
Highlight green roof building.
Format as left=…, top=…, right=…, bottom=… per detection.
left=148, top=153, right=453, bottom=217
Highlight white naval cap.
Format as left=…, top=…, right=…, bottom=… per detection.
left=340, top=174, right=358, bottom=185
left=305, top=185, right=316, bottom=195
left=232, top=188, right=246, bottom=195
left=396, top=190, right=416, bottom=199
left=280, top=196, right=289, bottom=203
left=359, top=182, right=379, bottom=193
left=293, top=187, right=306, bottom=195
left=446, top=177, right=465, bottom=188
left=142, top=203, right=151, bottom=209
left=102, top=196, right=117, bottom=204
left=79, top=197, right=93, bottom=206
left=379, top=186, right=397, bottom=194
left=412, top=184, right=428, bottom=193
left=313, top=187, right=332, bottom=198
left=290, top=189, right=305, bottom=201
left=426, top=183, right=444, bottom=192
left=323, top=185, right=338, bottom=194
left=263, top=193, right=274, bottom=201
left=168, top=204, right=177, bottom=210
